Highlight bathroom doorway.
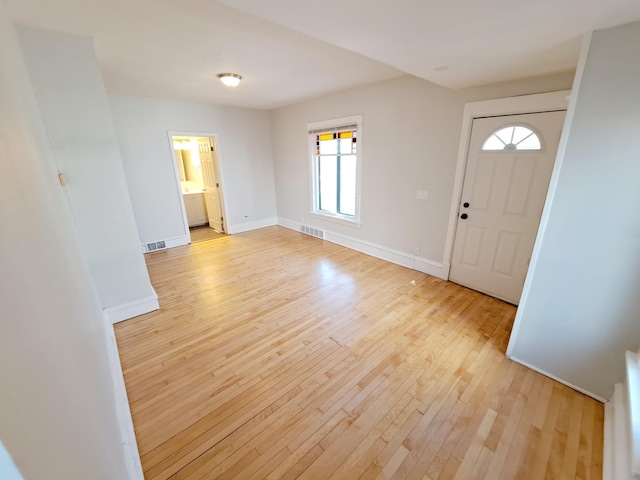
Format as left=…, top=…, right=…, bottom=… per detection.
left=170, top=134, right=227, bottom=242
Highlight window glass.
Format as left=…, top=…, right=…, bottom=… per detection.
left=339, top=138, right=353, bottom=155
left=339, top=155, right=357, bottom=216
left=517, top=134, right=542, bottom=150
left=320, top=139, right=337, bottom=155
left=309, top=117, right=361, bottom=222
left=482, top=135, right=505, bottom=151
left=482, top=126, right=541, bottom=151
left=318, top=156, right=337, bottom=213
left=512, top=126, right=534, bottom=144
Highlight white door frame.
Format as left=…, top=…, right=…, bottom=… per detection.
left=442, top=90, right=571, bottom=280
left=166, top=131, right=228, bottom=242
left=205, top=137, right=227, bottom=233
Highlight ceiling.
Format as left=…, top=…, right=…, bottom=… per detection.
left=6, top=0, right=640, bottom=110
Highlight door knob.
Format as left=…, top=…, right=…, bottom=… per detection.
left=460, top=213, right=468, bottom=220
left=463, top=202, right=470, bottom=208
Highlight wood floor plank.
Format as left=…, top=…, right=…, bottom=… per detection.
left=452, top=408, right=498, bottom=479
left=114, top=226, right=604, bottom=479
left=560, top=393, right=585, bottom=479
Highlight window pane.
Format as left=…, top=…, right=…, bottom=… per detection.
left=482, top=126, right=541, bottom=151
left=319, top=156, right=337, bottom=213
left=495, top=127, right=514, bottom=145
left=512, top=126, right=533, bottom=144
left=309, top=118, right=360, bottom=221
left=482, top=135, right=505, bottom=150
left=319, top=139, right=338, bottom=155
left=516, top=134, right=541, bottom=150
left=339, top=155, right=356, bottom=216
left=339, top=138, right=353, bottom=155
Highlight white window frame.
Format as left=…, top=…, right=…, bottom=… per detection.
left=308, top=115, right=363, bottom=226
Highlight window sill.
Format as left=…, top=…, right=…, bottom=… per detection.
left=309, top=212, right=361, bottom=228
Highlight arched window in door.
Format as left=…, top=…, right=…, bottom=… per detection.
left=482, top=125, right=541, bottom=151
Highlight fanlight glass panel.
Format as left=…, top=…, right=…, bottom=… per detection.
left=482, top=126, right=541, bottom=151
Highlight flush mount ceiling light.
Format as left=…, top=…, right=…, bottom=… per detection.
left=217, top=73, right=242, bottom=87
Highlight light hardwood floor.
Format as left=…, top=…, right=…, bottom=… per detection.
left=189, top=225, right=226, bottom=243
left=115, top=226, right=603, bottom=480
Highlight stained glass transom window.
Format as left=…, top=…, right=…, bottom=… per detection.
left=482, top=126, right=541, bottom=151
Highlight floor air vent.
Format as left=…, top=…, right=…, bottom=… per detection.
left=145, top=240, right=167, bottom=252
left=300, top=225, right=325, bottom=240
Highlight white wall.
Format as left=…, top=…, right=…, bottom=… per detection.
left=0, top=15, right=128, bottom=479
left=16, top=27, right=155, bottom=310
left=109, top=95, right=278, bottom=242
left=508, top=22, right=640, bottom=401
left=270, top=72, right=574, bottom=268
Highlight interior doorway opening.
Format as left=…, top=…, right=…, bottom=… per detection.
left=170, top=134, right=227, bottom=241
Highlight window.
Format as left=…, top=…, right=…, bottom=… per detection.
left=309, top=115, right=362, bottom=223
left=482, top=125, right=541, bottom=151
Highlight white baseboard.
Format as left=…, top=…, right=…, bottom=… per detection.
left=415, top=258, right=450, bottom=280
left=277, top=217, right=448, bottom=280
left=506, top=355, right=606, bottom=403
left=165, top=235, right=190, bottom=248
left=140, top=234, right=189, bottom=253
left=103, top=293, right=159, bottom=325
left=626, top=351, right=640, bottom=478
left=603, top=352, right=640, bottom=480
left=103, top=319, right=144, bottom=480
left=604, top=399, right=615, bottom=480
left=227, top=217, right=278, bottom=235
left=605, top=383, right=632, bottom=480
left=277, top=217, right=304, bottom=233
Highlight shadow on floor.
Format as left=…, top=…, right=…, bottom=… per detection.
left=189, top=225, right=226, bottom=243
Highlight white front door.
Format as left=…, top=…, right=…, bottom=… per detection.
left=449, top=111, right=565, bottom=304
left=199, top=139, right=224, bottom=233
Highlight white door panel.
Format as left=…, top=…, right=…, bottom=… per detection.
left=199, top=139, right=224, bottom=233
left=449, top=111, right=565, bottom=304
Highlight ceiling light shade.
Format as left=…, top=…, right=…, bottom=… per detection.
left=217, top=73, right=242, bottom=87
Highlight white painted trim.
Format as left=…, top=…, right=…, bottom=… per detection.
left=507, top=354, right=606, bottom=403
left=609, top=382, right=633, bottom=480
left=227, top=217, right=278, bottom=235
left=627, top=351, right=640, bottom=478
left=103, top=293, right=159, bottom=324
left=307, top=114, right=363, bottom=224
left=167, top=130, right=230, bottom=239
left=103, top=319, right=144, bottom=480
left=166, top=132, right=192, bottom=243
left=141, top=234, right=190, bottom=253
left=208, top=137, right=228, bottom=234
left=278, top=217, right=448, bottom=280
left=276, top=217, right=302, bottom=231
left=506, top=33, right=591, bottom=358
left=443, top=89, right=571, bottom=281
left=308, top=211, right=361, bottom=228
left=164, top=234, right=190, bottom=248
left=604, top=399, right=615, bottom=480
left=414, top=257, right=449, bottom=280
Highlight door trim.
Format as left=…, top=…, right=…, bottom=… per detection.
left=167, top=131, right=228, bottom=242
left=442, top=90, right=571, bottom=280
